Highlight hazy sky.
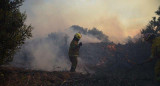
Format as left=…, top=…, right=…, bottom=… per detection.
left=21, top=0, right=160, bottom=42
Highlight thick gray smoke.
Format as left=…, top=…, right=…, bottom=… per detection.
left=12, top=35, right=70, bottom=71
left=12, top=26, right=109, bottom=72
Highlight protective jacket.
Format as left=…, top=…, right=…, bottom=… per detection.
left=68, top=40, right=80, bottom=56
left=151, top=37, right=160, bottom=81
left=151, top=37, right=160, bottom=58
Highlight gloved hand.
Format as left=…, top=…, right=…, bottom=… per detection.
left=79, top=42, right=82, bottom=46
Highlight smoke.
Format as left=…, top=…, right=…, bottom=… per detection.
left=14, top=0, right=160, bottom=72
left=21, top=0, right=159, bottom=43
left=12, top=37, right=68, bottom=71
left=12, top=27, right=104, bottom=72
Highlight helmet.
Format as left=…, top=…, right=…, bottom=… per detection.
left=143, top=33, right=155, bottom=41
left=74, top=33, right=82, bottom=40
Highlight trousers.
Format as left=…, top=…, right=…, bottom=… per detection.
left=69, top=56, right=77, bottom=72
left=155, top=59, right=160, bottom=82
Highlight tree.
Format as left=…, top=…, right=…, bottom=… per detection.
left=88, top=28, right=109, bottom=42
left=141, top=6, right=160, bottom=36
left=71, top=25, right=110, bottom=42
left=0, top=0, right=33, bottom=65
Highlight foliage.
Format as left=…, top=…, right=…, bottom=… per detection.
left=141, top=6, right=160, bottom=36
left=0, top=0, right=32, bottom=65
left=71, top=25, right=110, bottom=42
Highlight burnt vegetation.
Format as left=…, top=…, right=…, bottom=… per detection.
left=0, top=0, right=160, bottom=86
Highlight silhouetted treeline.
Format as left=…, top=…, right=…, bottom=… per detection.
left=71, top=25, right=109, bottom=42
left=141, top=6, right=160, bottom=36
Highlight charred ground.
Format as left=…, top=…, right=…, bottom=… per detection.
left=1, top=42, right=160, bottom=86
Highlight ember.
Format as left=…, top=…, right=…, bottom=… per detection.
left=107, top=44, right=116, bottom=52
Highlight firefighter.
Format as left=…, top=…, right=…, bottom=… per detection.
left=68, top=32, right=82, bottom=72
left=140, top=33, right=160, bottom=82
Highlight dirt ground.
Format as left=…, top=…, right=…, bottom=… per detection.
left=0, top=65, right=160, bottom=86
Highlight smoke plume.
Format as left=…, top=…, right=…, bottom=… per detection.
left=13, top=0, right=159, bottom=72
left=21, top=0, right=159, bottom=43
left=12, top=27, right=108, bottom=72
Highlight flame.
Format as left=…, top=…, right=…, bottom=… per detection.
left=107, top=44, right=116, bottom=52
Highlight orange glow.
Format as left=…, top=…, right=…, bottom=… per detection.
left=107, top=44, right=116, bottom=52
